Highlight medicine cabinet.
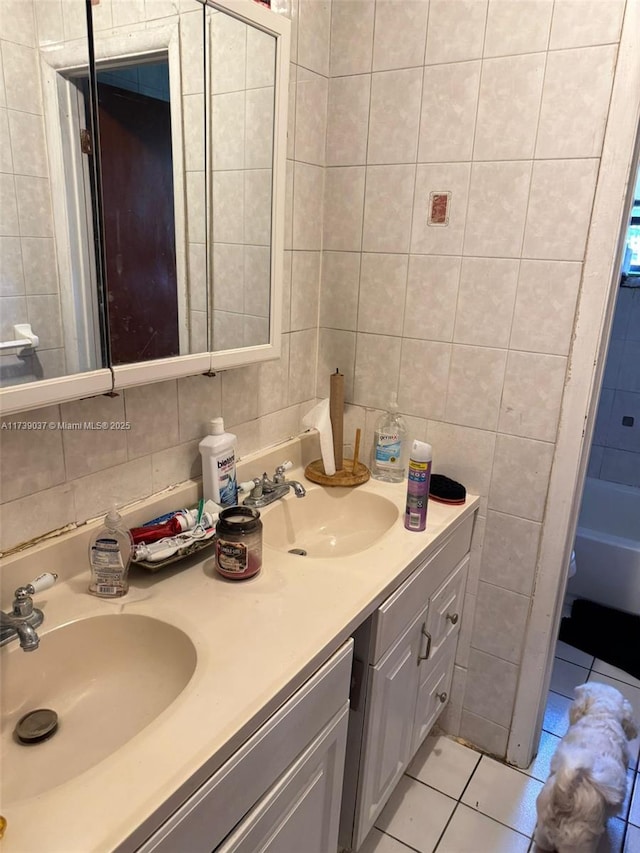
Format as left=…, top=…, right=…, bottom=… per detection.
left=0, top=0, right=290, bottom=417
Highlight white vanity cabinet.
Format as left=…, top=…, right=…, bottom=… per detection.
left=136, top=641, right=352, bottom=853
left=340, top=515, right=473, bottom=852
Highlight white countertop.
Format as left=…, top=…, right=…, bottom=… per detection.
left=0, top=437, right=479, bottom=853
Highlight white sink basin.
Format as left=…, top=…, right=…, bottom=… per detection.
left=1, top=614, right=196, bottom=803
left=261, top=487, right=399, bottom=558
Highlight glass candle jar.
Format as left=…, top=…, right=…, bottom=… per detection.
left=215, top=506, right=262, bottom=580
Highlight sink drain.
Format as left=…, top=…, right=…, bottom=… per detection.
left=288, top=548, right=307, bottom=556
left=15, top=709, right=58, bottom=745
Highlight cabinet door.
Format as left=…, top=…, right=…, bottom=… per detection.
left=353, top=606, right=427, bottom=849
left=216, top=705, right=349, bottom=853
left=425, top=556, right=468, bottom=660
left=412, top=637, right=456, bottom=754
left=137, top=642, right=353, bottom=853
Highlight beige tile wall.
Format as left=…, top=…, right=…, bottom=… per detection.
left=319, top=0, right=624, bottom=755
left=0, top=0, right=631, bottom=759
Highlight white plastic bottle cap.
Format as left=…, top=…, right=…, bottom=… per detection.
left=210, top=417, right=224, bottom=434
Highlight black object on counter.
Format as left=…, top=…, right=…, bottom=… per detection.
left=429, top=474, right=466, bottom=505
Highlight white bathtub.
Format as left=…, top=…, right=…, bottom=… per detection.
left=567, top=477, right=640, bottom=617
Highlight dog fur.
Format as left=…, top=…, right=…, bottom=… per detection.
left=534, top=682, right=638, bottom=853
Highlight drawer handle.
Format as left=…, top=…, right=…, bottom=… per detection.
left=418, top=624, right=431, bottom=663
left=437, top=691, right=448, bottom=703
left=446, top=612, right=459, bottom=625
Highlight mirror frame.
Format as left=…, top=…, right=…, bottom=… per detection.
left=0, top=0, right=290, bottom=416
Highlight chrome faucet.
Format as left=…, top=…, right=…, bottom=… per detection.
left=243, top=461, right=306, bottom=508
left=0, top=572, right=58, bottom=652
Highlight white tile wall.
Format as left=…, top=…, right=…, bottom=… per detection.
left=0, top=0, right=632, bottom=768
left=589, top=286, right=640, bottom=487
left=317, top=0, right=623, bottom=757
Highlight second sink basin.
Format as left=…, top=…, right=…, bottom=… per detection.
left=262, top=487, right=399, bottom=558
left=1, top=613, right=197, bottom=803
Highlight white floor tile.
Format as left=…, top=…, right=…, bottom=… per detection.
left=460, top=756, right=544, bottom=836
left=522, top=729, right=560, bottom=783
left=374, top=776, right=456, bottom=853
left=549, top=657, right=590, bottom=699
left=630, top=772, right=640, bottom=827
left=555, top=640, right=594, bottom=668
left=624, top=822, right=640, bottom=852
left=436, top=803, right=530, bottom=853
left=358, top=827, right=415, bottom=853
left=542, top=690, right=572, bottom=737
left=406, top=735, right=481, bottom=799
left=593, top=660, right=640, bottom=691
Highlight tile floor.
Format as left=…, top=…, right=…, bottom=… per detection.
left=359, top=641, right=640, bottom=853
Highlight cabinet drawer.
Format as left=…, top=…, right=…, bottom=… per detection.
left=370, top=514, right=473, bottom=663
left=412, top=637, right=456, bottom=754
left=425, top=555, right=468, bottom=660
left=138, top=640, right=353, bottom=853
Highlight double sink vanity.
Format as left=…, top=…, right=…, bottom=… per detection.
left=0, top=435, right=478, bottom=853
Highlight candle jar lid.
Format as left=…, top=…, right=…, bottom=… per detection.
left=216, top=506, right=261, bottom=536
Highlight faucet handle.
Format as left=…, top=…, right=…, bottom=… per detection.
left=12, top=572, right=57, bottom=619
left=274, top=460, right=293, bottom=481
left=18, top=572, right=58, bottom=598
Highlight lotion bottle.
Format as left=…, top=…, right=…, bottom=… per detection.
left=199, top=417, right=238, bottom=507
left=88, top=506, right=133, bottom=597
left=404, top=440, right=432, bottom=532
left=371, top=394, right=407, bottom=482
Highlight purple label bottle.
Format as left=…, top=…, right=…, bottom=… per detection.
left=404, top=440, right=433, bottom=532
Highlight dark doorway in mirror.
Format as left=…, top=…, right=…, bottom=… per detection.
left=96, top=64, right=179, bottom=364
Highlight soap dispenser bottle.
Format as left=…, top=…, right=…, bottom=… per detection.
left=371, top=394, right=408, bottom=482
left=88, top=506, right=134, bottom=598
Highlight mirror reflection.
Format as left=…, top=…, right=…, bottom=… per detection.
left=0, top=0, right=284, bottom=395
left=90, top=1, right=207, bottom=364
left=96, top=61, right=181, bottom=364
left=206, top=5, right=276, bottom=351
left=0, top=0, right=97, bottom=387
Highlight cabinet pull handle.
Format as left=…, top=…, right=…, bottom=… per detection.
left=418, top=624, right=431, bottom=663
left=437, top=691, right=448, bottom=703
left=446, top=612, right=459, bottom=625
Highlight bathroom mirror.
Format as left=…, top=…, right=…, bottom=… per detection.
left=206, top=0, right=289, bottom=372
left=0, top=0, right=290, bottom=413
left=0, top=0, right=114, bottom=411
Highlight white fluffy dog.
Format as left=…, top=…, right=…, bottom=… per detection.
left=534, top=682, right=638, bottom=853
